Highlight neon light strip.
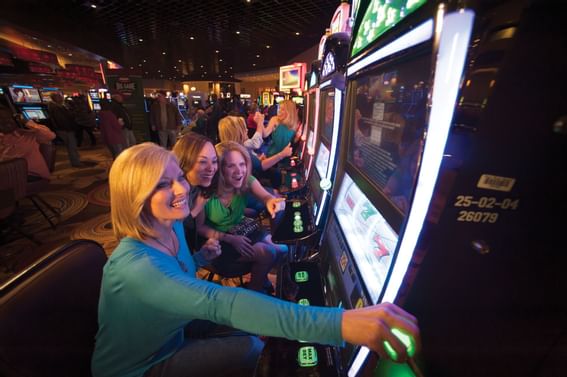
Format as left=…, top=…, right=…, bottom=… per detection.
left=326, top=88, right=342, bottom=180
left=348, top=347, right=370, bottom=377
left=307, top=89, right=321, bottom=178
left=315, top=190, right=329, bottom=226
left=319, top=79, right=332, bottom=89
left=347, top=19, right=433, bottom=77
left=382, top=9, right=475, bottom=303
left=12, top=85, right=34, bottom=89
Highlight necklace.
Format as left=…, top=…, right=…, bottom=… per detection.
left=153, top=232, right=188, bottom=273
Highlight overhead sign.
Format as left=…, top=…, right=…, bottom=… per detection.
left=321, top=52, right=336, bottom=79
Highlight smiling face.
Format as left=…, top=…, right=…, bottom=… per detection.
left=149, top=158, right=191, bottom=227
left=186, top=142, right=218, bottom=187
left=222, top=150, right=248, bottom=189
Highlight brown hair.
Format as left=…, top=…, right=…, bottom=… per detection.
left=215, top=141, right=252, bottom=195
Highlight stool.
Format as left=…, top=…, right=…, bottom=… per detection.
left=201, top=262, right=252, bottom=287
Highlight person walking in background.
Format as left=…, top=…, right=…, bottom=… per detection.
left=110, top=93, right=136, bottom=148
left=70, top=94, right=97, bottom=147
left=98, top=100, right=125, bottom=160
left=149, top=91, right=182, bottom=149
left=47, top=93, right=82, bottom=167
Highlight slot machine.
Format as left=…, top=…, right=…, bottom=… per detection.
left=4, top=85, right=49, bottom=126
left=330, top=0, right=567, bottom=376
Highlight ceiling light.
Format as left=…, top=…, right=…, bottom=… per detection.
left=200, top=65, right=204, bottom=68
left=91, top=4, right=97, bottom=8
left=252, top=63, right=256, bottom=66
left=190, top=36, right=195, bottom=40
left=266, top=45, right=271, bottom=48
left=178, top=60, right=182, bottom=62
left=162, top=52, right=166, bottom=55
left=68, top=53, right=73, bottom=56
left=295, top=32, right=300, bottom=35
left=158, top=70, right=161, bottom=72
left=219, top=59, right=223, bottom=62
left=139, top=38, right=143, bottom=42
left=256, top=54, right=260, bottom=58
left=215, top=50, right=219, bottom=53
left=143, top=59, right=147, bottom=62
left=138, top=64, right=142, bottom=67
left=236, top=31, right=240, bottom=34
left=47, top=44, right=52, bottom=48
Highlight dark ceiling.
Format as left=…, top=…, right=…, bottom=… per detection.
left=2, top=0, right=342, bottom=81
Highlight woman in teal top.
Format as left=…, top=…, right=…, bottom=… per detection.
left=264, top=99, right=300, bottom=158
left=92, top=142, right=421, bottom=377
left=198, top=141, right=288, bottom=292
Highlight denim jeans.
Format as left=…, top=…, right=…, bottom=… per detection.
left=158, top=129, right=178, bottom=149
left=144, top=320, right=264, bottom=377
left=55, top=130, right=81, bottom=166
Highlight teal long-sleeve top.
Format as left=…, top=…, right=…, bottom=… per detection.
left=91, top=221, right=344, bottom=377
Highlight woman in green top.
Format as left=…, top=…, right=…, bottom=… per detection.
left=197, top=141, right=288, bottom=292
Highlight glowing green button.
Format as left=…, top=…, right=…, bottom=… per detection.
left=297, top=346, right=318, bottom=367
left=298, top=298, right=310, bottom=306
left=292, top=201, right=301, bottom=208
left=293, top=219, right=303, bottom=227
left=293, top=225, right=304, bottom=233
left=383, top=328, right=416, bottom=361
left=294, top=271, right=309, bottom=282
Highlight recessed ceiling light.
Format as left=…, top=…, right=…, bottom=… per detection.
left=158, top=70, right=161, bottom=72
left=266, top=45, right=271, bottom=48
left=215, top=50, right=219, bottom=53
left=139, top=38, right=143, bottom=42
left=252, top=63, right=256, bottom=66
left=178, top=60, right=182, bottom=63
left=162, top=52, right=166, bottom=55
left=219, top=59, right=223, bottom=62
left=143, top=59, right=147, bottom=63
left=236, top=31, right=240, bottom=34
left=91, top=4, right=97, bottom=8
left=200, top=65, right=204, bottom=68
left=295, top=32, right=300, bottom=36
left=47, top=44, right=52, bottom=48
left=256, top=54, right=260, bottom=58
left=190, top=36, right=195, bottom=40
left=68, top=53, right=73, bottom=56
left=138, top=64, right=142, bottom=67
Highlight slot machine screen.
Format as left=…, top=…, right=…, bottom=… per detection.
left=333, top=173, right=398, bottom=303
left=40, top=88, right=59, bottom=102
left=93, top=103, right=101, bottom=111
left=348, top=52, right=430, bottom=214
left=315, top=142, right=330, bottom=180
left=321, top=90, right=335, bottom=143
left=275, top=95, right=285, bottom=104
left=307, top=92, right=316, bottom=129
left=9, top=87, right=41, bottom=103
left=291, top=96, right=304, bottom=105
left=21, top=107, right=47, bottom=120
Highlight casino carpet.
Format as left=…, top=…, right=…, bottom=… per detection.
left=0, top=134, right=263, bottom=288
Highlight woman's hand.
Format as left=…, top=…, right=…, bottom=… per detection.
left=278, top=143, right=293, bottom=160
left=341, top=302, right=420, bottom=363
left=254, top=112, right=265, bottom=129
left=225, top=234, right=255, bottom=258
left=198, top=238, right=221, bottom=260
left=265, top=197, right=286, bottom=218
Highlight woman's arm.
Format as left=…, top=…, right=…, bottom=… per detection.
left=249, top=178, right=285, bottom=218
left=262, top=116, right=278, bottom=138
left=259, top=143, right=292, bottom=170
left=26, top=120, right=56, bottom=144
left=243, top=131, right=264, bottom=150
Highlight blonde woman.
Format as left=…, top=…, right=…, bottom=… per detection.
left=92, top=142, right=421, bottom=377
left=218, top=115, right=292, bottom=174
left=262, top=99, right=300, bottom=158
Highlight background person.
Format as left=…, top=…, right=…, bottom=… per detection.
left=110, top=93, right=136, bottom=148
left=150, top=91, right=182, bottom=149
left=47, top=92, right=82, bottom=167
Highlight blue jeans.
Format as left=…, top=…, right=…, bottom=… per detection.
left=55, top=130, right=81, bottom=166
left=144, top=320, right=264, bottom=377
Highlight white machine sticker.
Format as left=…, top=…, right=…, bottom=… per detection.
left=476, top=174, right=516, bottom=192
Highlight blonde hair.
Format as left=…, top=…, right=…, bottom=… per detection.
left=277, top=99, right=298, bottom=130
left=215, top=141, right=252, bottom=195
left=109, top=142, right=175, bottom=240
left=218, top=116, right=248, bottom=144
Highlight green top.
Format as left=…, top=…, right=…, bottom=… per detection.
left=267, top=123, right=295, bottom=158
left=92, top=221, right=344, bottom=377
left=204, top=176, right=256, bottom=232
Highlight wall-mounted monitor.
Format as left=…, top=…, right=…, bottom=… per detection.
left=334, top=173, right=398, bottom=303
left=21, top=107, right=48, bottom=120
left=9, top=87, right=41, bottom=104
left=279, top=63, right=307, bottom=90
left=347, top=51, right=430, bottom=214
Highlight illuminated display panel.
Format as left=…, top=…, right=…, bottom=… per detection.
left=348, top=52, right=430, bottom=214
left=21, top=108, right=47, bottom=120
left=315, top=142, right=330, bottom=180
left=334, top=173, right=398, bottom=303
left=321, top=90, right=335, bottom=143
left=351, top=0, right=427, bottom=57
left=9, top=87, right=41, bottom=103
left=291, top=96, right=304, bottom=105
left=39, top=88, right=59, bottom=102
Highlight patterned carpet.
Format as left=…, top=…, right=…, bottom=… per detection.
left=0, top=135, right=256, bottom=288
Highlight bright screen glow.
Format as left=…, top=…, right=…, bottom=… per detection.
left=292, top=96, right=304, bottom=105
left=307, top=130, right=315, bottom=154
left=9, top=87, right=41, bottom=103
left=351, top=0, right=427, bottom=57
left=21, top=108, right=47, bottom=120
left=349, top=52, right=430, bottom=214
left=321, top=90, right=335, bottom=142
left=315, top=142, right=330, bottom=180
left=334, top=173, right=398, bottom=303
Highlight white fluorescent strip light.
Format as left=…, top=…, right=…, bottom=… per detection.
left=326, top=88, right=343, bottom=179
left=348, top=346, right=370, bottom=377
left=315, top=190, right=328, bottom=226
left=347, top=19, right=434, bottom=77
left=319, top=79, right=332, bottom=89
left=382, top=9, right=475, bottom=303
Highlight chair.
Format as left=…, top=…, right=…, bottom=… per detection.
left=202, top=262, right=253, bottom=287
left=0, top=158, right=39, bottom=245
left=0, top=239, right=107, bottom=377
left=26, top=142, right=60, bottom=229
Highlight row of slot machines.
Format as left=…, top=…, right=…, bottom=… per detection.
left=262, top=0, right=567, bottom=376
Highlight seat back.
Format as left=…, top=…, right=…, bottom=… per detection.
left=0, top=240, right=107, bottom=377
left=0, top=158, right=27, bottom=201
